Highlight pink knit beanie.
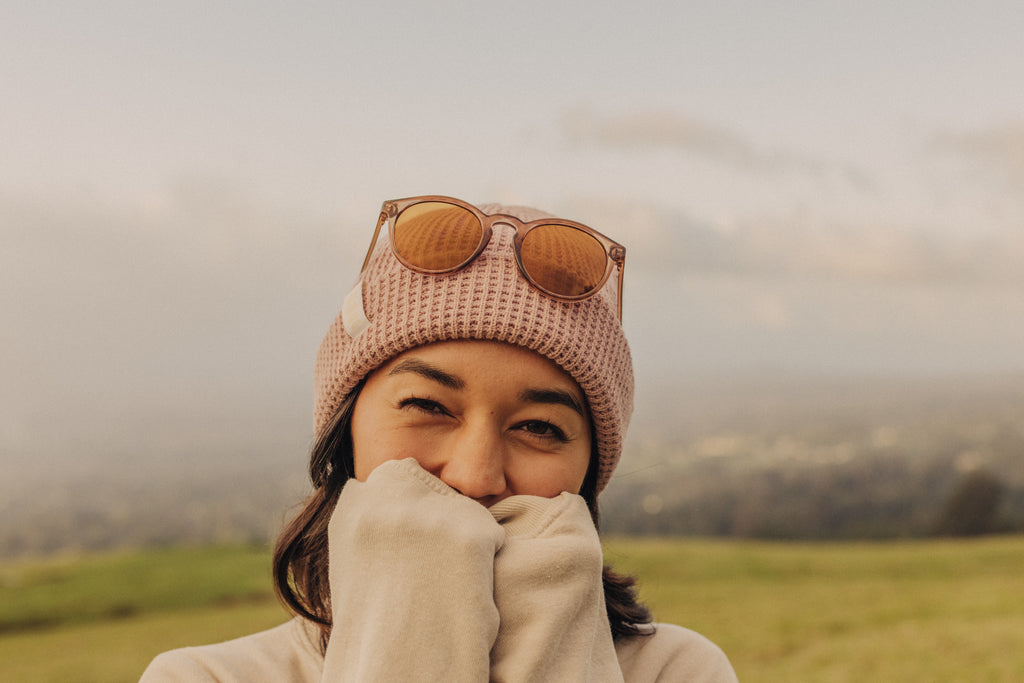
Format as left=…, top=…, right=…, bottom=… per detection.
left=314, top=202, right=633, bottom=493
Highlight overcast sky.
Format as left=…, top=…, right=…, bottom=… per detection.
left=3, top=1, right=1024, bottom=462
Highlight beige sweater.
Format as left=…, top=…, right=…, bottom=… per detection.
left=141, top=459, right=737, bottom=682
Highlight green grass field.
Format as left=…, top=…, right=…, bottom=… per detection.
left=2, top=537, right=1022, bottom=682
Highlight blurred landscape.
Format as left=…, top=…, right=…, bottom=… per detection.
left=603, top=371, right=1024, bottom=538
left=4, top=371, right=1022, bottom=559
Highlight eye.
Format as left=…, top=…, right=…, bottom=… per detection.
left=516, top=420, right=569, bottom=442
left=398, top=397, right=450, bottom=416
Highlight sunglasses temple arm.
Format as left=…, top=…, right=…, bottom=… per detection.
left=359, top=212, right=388, bottom=274
left=616, top=261, right=625, bottom=323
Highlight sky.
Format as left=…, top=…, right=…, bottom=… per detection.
left=3, top=1, right=1024, bottom=465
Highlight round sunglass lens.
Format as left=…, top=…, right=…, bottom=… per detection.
left=520, top=224, right=607, bottom=298
left=393, top=202, right=484, bottom=272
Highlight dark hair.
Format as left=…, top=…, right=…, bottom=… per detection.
left=273, top=383, right=652, bottom=651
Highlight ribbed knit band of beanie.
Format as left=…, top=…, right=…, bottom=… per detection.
left=314, top=202, right=634, bottom=494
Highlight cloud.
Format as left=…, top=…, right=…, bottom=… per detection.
left=561, top=108, right=874, bottom=190
left=565, top=197, right=1024, bottom=286
left=929, top=121, right=1024, bottom=188
left=6, top=178, right=1024, bottom=467
left=1, top=180, right=363, bottom=455
left=563, top=108, right=761, bottom=166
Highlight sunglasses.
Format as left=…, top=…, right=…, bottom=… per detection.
left=360, top=195, right=626, bottom=321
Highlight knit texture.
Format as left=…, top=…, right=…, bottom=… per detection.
left=140, top=460, right=740, bottom=682
left=314, top=202, right=633, bottom=493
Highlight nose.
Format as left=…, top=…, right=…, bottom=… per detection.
left=437, top=423, right=508, bottom=502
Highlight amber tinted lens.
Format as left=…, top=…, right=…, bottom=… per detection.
left=520, top=224, right=608, bottom=298
left=393, top=202, right=485, bottom=271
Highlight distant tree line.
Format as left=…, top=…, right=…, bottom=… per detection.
left=3, top=412, right=1023, bottom=559
left=931, top=469, right=1008, bottom=536
left=601, top=455, right=1021, bottom=540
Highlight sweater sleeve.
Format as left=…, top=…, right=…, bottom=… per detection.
left=615, top=623, right=738, bottom=682
left=320, top=458, right=504, bottom=682
left=488, top=492, right=624, bottom=683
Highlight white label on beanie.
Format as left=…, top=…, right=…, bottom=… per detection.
left=341, top=279, right=370, bottom=338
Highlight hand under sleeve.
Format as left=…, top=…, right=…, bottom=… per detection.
left=321, top=458, right=504, bottom=682
left=488, top=493, right=624, bottom=683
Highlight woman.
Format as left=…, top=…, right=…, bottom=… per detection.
left=141, top=196, right=737, bottom=681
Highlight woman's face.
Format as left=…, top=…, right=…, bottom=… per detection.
left=350, top=340, right=592, bottom=506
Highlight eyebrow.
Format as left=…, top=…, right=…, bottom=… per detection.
left=387, top=358, right=586, bottom=418
left=519, top=388, right=586, bottom=418
left=387, top=359, right=465, bottom=390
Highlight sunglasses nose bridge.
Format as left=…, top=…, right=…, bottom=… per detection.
left=488, top=217, right=521, bottom=233
left=484, top=219, right=523, bottom=250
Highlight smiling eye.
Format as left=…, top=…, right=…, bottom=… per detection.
left=518, top=420, right=569, bottom=442
left=399, top=397, right=449, bottom=415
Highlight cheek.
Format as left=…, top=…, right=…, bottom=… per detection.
left=351, top=404, right=435, bottom=481
left=558, top=438, right=593, bottom=493
left=507, top=446, right=592, bottom=497
left=350, top=403, right=392, bottom=481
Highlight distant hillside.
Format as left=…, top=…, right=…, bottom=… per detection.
left=3, top=373, right=1023, bottom=558
left=603, top=372, right=1024, bottom=538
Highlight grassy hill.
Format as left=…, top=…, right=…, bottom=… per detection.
left=2, top=537, right=1023, bottom=681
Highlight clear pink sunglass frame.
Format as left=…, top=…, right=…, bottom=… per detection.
left=359, top=195, right=626, bottom=321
